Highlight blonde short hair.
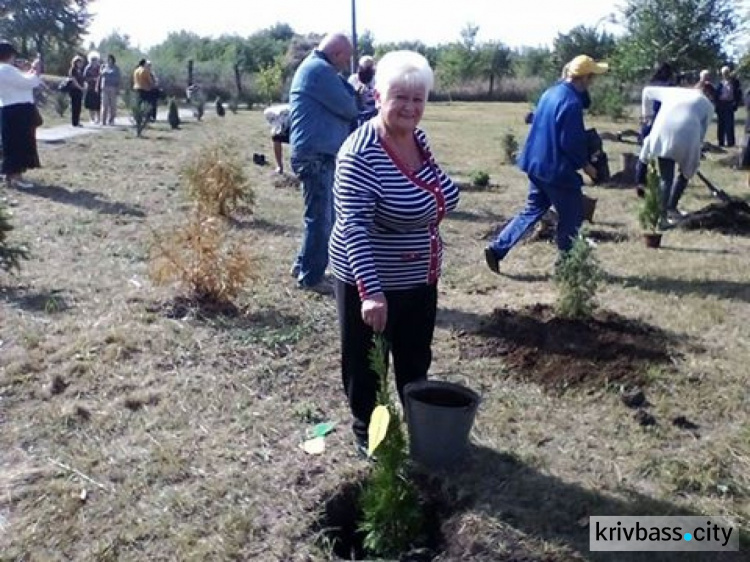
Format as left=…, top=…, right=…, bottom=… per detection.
left=374, top=50, right=433, bottom=100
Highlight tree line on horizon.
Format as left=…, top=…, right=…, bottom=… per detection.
left=0, top=0, right=747, bottom=106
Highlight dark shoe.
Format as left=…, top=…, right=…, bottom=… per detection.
left=484, top=246, right=500, bottom=274
left=289, top=263, right=300, bottom=279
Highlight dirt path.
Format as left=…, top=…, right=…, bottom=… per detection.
left=36, top=107, right=195, bottom=143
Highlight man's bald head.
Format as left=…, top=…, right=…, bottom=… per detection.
left=319, top=33, right=353, bottom=72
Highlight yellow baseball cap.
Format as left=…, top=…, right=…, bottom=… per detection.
left=567, top=55, right=609, bottom=77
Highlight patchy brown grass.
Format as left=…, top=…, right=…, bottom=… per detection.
left=0, top=103, right=748, bottom=560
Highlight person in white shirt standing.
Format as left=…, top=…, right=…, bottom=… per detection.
left=0, top=40, right=42, bottom=189
left=638, top=86, right=713, bottom=226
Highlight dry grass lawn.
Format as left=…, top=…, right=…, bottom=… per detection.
left=1, top=101, right=748, bottom=561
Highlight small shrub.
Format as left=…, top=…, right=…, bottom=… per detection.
left=130, top=100, right=149, bottom=137
left=470, top=170, right=491, bottom=188
left=191, top=90, right=206, bottom=121
left=501, top=131, right=519, bottom=164
left=149, top=208, right=256, bottom=304
left=0, top=203, right=29, bottom=273
left=167, top=98, right=180, bottom=130
left=183, top=142, right=255, bottom=217
left=639, top=161, right=661, bottom=232
left=359, top=335, right=424, bottom=558
left=53, top=92, right=69, bottom=117
left=554, top=234, right=602, bottom=320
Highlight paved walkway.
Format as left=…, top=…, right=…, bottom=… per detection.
left=36, top=108, right=195, bottom=143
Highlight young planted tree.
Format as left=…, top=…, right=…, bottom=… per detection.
left=639, top=161, right=662, bottom=233
left=0, top=203, right=29, bottom=274
left=167, top=97, right=180, bottom=130
left=183, top=141, right=255, bottom=218
left=554, top=234, right=603, bottom=320
left=130, top=99, right=149, bottom=137
left=149, top=208, right=256, bottom=305
left=502, top=131, right=519, bottom=164
left=359, top=335, right=424, bottom=558
left=53, top=91, right=69, bottom=117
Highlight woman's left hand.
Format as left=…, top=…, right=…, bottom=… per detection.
left=361, top=294, right=388, bottom=333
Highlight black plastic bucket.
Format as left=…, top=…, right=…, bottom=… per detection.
left=404, top=380, right=480, bottom=471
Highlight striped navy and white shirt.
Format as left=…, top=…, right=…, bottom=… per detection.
left=329, top=121, right=459, bottom=299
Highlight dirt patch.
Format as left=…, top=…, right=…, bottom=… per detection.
left=677, top=199, right=750, bottom=235
left=312, top=474, right=451, bottom=561
left=459, top=304, right=677, bottom=390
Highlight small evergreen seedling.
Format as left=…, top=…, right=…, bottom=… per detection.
left=183, top=141, right=255, bottom=217
left=191, top=91, right=205, bottom=121
left=639, top=161, right=662, bottom=232
left=167, top=98, right=181, bottom=130
left=130, top=100, right=149, bottom=137
left=54, top=92, right=69, bottom=117
left=502, top=131, right=519, bottom=164
left=554, top=234, right=602, bottom=320
left=0, top=203, right=29, bottom=273
left=470, top=170, right=491, bottom=189
left=359, top=335, right=424, bottom=558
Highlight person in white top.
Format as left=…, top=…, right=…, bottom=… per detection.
left=638, top=86, right=713, bottom=225
left=263, top=103, right=291, bottom=174
left=0, top=40, right=42, bottom=188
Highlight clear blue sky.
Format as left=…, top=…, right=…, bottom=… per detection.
left=86, top=0, right=624, bottom=50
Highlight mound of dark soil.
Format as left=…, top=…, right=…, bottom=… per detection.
left=459, top=304, right=676, bottom=390
left=313, top=474, right=451, bottom=561
left=677, top=199, right=750, bottom=235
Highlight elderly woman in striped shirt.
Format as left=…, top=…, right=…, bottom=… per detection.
left=329, top=50, right=459, bottom=454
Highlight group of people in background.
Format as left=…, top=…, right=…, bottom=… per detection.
left=64, top=53, right=157, bottom=128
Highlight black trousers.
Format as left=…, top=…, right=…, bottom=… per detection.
left=716, top=101, right=736, bottom=147
left=1, top=103, right=40, bottom=176
left=335, top=279, right=438, bottom=444
left=70, top=89, right=83, bottom=126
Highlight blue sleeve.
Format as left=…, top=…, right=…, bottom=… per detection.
left=558, top=102, right=588, bottom=170
left=309, top=70, right=359, bottom=121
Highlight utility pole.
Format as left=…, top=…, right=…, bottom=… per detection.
left=351, top=0, right=358, bottom=74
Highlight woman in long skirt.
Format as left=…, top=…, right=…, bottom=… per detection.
left=0, top=40, right=42, bottom=188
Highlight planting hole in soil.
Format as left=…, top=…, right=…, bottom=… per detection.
left=677, top=199, right=750, bottom=235
left=459, top=304, right=680, bottom=390
left=313, top=475, right=450, bottom=561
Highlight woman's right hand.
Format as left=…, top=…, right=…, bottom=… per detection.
left=361, top=294, right=387, bottom=333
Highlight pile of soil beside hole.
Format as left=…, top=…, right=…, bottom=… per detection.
left=676, top=199, right=750, bottom=235
left=312, top=474, right=453, bottom=561
left=459, top=304, right=676, bottom=390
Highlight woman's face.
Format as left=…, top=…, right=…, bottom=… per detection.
left=377, top=82, right=426, bottom=135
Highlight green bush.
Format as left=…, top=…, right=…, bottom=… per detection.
left=554, top=234, right=602, bottom=320
left=470, top=170, right=491, bottom=188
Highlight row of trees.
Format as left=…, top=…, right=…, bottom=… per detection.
left=1, top=0, right=747, bottom=103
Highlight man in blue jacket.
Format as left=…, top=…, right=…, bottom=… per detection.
left=484, top=55, right=607, bottom=273
left=289, top=33, right=359, bottom=293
